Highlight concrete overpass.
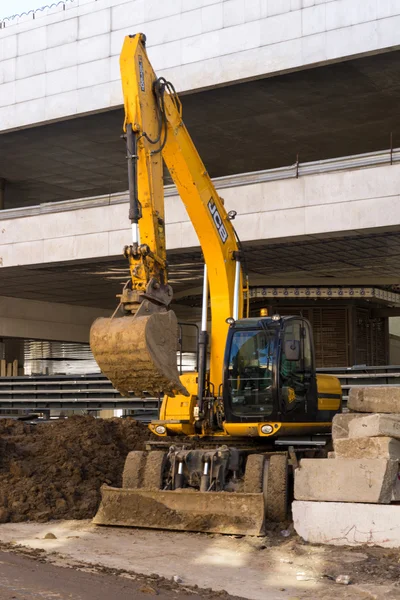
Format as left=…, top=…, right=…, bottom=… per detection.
left=1, top=0, right=400, bottom=207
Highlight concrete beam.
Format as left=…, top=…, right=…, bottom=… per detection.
left=1, top=161, right=400, bottom=269
left=1, top=0, right=400, bottom=132
left=0, top=296, right=109, bottom=343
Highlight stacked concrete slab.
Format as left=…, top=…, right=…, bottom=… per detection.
left=293, top=388, right=400, bottom=547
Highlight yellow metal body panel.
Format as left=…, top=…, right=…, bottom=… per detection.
left=120, top=36, right=167, bottom=289
left=149, top=372, right=198, bottom=436
left=120, top=34, right=241, bottom=392
left=316, top=373, right=342, bottom=411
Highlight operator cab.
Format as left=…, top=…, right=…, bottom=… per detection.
left=223, top=315, right=320, bottom=423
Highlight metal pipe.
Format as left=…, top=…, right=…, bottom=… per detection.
left=201, top=264, right=208, bottom=332
left=197, top=264, right=209, bottom=414
left=126, top=124, right=141, bottom=243
left=233, top=259, right=241, bottom=320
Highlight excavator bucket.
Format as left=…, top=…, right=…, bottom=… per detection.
left=93, top=486, right=266, bottom=536
left=90, top=310, right=189, bottom=397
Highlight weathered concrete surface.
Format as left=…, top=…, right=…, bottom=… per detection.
left=293, top=501, right=400, bottom=548
left=348, top=387, right=400, bottom=414
left=348, top=414, right=400, bottom=440
left=294, top=458, right=398, bottom=504
left=334, top=436, right=400, bottom=459
left=331, top=412, right=365, bottom=441
left=2, top=0, right=400, bottom=133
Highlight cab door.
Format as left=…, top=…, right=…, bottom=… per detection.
left=279, top=318, right=317, bottom=420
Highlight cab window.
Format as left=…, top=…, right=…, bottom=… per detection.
left=228, top=329, right=275, bottom=416
left=280, top=319, right=313, bottom=406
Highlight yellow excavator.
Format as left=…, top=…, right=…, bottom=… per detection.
left=90, top=34, right=342, bottom=536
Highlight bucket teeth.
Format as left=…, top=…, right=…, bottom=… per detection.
left=90, top=310, right=189, bottom=397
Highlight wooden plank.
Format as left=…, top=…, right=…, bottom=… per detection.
left=6, top=363, right=12, bottom=377
left=12, top=359, right=18, bottom=376
left=0, top=360, right=6, bottom=377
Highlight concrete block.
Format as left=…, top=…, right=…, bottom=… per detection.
left=0, top=82, right=15, bottom=108
left=223, top=0, right=245, bottom=27
left=147, top=41, right=182, bottom=71
left=377, top=14, right=400, bottom=49
left=302, top=4, right=326, bottom=36
left=78, top=34, right=111, bottom=64
left=294, top=458, right=399, bottom=503
left=110, top=30, right=126, bottom=57
left=16, top=74, right=46, bottom=103
left=219, top=21, right=261, bottom=55
left=46, top=66, right=77, bottom=96
left=348, top=414, right=400, bottom=440
left=377, top=0, right=400, bottom=19
left=78, top=58, right=111, bottom=89
left=144, top=0, right=181, bottom=21
left=334, top=436, right=400, bottom=459
left=201, top=3, right=223, bottom=32
left=0, top=58, right=16, bottom=84
left=244, top=0, right=261, bottom=22
left=17, top=27, right=46, bottom=56
left=77, top=82, right=111, bottom=113
left=45, top=42, right=78, bottom=72
left=47, top=18, right=78, bottom=48
left=293, top=501, right=400, bottom=548
left=182, top=31, right=220, bottom=64
left=0, top=105, right=15, bottom=132
left=181, top=11, right=202, bottom=40
left=44, top=90, right=78, bottom=121
left=78, top=9, right=111, bottom=39
left=348, top=387, right=400, bottom=414
left=16, top=51, right=45, bottom=80
left=111, top=0, right=145, bottom=31
left=0, top=35, right=17, bottom=61
left=261, top=10, right=301, bottom=46
left=267, top=0, right=290, bottom=17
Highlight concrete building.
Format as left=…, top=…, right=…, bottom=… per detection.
left=1, top=0, right=400, bottom=373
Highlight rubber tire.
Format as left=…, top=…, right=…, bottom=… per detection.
left=143, top=451, right=168, bottom=491
left=265, top=454, right=289, bottom=523
left=244, top=454, right=265, bottom=493
left=122, top=451, right=146, bottom=489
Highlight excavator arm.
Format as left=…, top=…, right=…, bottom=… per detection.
left=91, top=34, right=244, bottom=398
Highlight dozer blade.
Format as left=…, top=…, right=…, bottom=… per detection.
left=93, top=486, right=265, bottom=536
left=90, top=310, right=189, bottom=397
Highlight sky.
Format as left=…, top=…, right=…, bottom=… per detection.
left=0, top=0, right=65, bottom=20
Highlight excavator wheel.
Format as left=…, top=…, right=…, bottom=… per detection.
left=264, top=454, right=289, bottom=523
left=122, top=451, right=146, bottom=489
left=142, top=451, right=168, bottom=491
left=244, top=454, right=265, bottom=493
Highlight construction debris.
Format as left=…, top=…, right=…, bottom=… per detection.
left=0, top=416, right=151, bottom=523
left=294, top=386, right=400, bottom=547
left=333, top=436, right=400, bottom=459
left=348, top=387, right=400, bottom=413
left=294, top=457, right=398, bottom=503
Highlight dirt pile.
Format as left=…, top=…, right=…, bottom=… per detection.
left=0, top=416, right=152, bottom=523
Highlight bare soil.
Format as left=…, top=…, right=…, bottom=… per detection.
left=0, top=416, right=151, bottom=523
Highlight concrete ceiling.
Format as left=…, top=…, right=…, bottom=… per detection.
left=1, top=231, right=400, bottom=310
left=2, top=49, right=400, bottom=208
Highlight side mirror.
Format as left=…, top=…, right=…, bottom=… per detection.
left=284, top=340, right=300, bottom=361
